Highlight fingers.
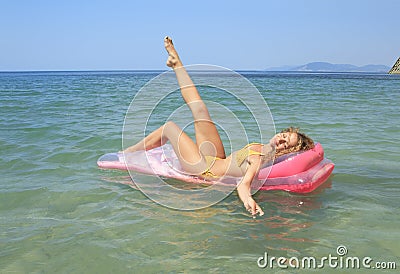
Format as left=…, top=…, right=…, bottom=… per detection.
left=256, top=205, right=265, bottom=216
left=251, top=204, right=256, bottom=216
left=244, top=201, right=264, bottom=217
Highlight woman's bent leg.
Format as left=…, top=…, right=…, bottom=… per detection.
left=164, top=36, right=226, bottom=158
left=124, top=121, right=207, bottom=175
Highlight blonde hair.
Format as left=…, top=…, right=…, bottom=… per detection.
left=274, top=127, right=315, bottom=158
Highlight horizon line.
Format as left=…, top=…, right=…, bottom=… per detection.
left=0, top=69, right=391, bottom=74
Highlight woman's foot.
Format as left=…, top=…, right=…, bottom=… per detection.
left=164, top=36, right=182, bottom=68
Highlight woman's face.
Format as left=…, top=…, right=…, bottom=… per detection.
left=271, top=132, right=299, bottom=151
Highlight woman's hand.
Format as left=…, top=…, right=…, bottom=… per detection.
left=243, top=195, right=264, bottom=217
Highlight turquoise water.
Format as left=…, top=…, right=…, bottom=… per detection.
left=1, top=71, right=399, bottom=273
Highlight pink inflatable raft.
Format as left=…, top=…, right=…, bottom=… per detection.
left=97, top=143, right=334, bottom=193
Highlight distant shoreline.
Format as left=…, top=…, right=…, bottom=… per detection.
left=265, top=61, right=390, bottom=73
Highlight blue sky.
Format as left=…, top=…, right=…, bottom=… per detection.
left=1, top=0, right=399, bottom=71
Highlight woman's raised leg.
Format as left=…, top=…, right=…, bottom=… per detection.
left=164, top=36, right=226, bottom=159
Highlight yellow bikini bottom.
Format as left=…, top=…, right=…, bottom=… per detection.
left=201, top=155, right=221, bottom=178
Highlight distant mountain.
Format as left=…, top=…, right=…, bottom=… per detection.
left=265, top=62, right=390, bottom=73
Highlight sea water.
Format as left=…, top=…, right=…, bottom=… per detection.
left=0, top=71, right=399, bottom=273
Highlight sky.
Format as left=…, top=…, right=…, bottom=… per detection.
left=1, top=0, right=399, bottom=71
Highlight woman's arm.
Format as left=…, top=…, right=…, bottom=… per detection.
left=237, top=156, right=264, bottom=217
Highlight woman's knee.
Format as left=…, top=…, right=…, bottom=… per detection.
left=163, top=121, right=179, bottom=132
left=161, top=121, right=182, bottom=139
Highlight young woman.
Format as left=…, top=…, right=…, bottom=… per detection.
left=124, top=37, right=314, bottom=216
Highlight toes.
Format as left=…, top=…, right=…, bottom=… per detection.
left=164, top=36, right=173, bottom=47
left=164, top=36, right=170, bottom=44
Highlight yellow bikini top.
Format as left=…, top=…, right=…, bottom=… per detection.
left=235, top=143, right=265, bottom=167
